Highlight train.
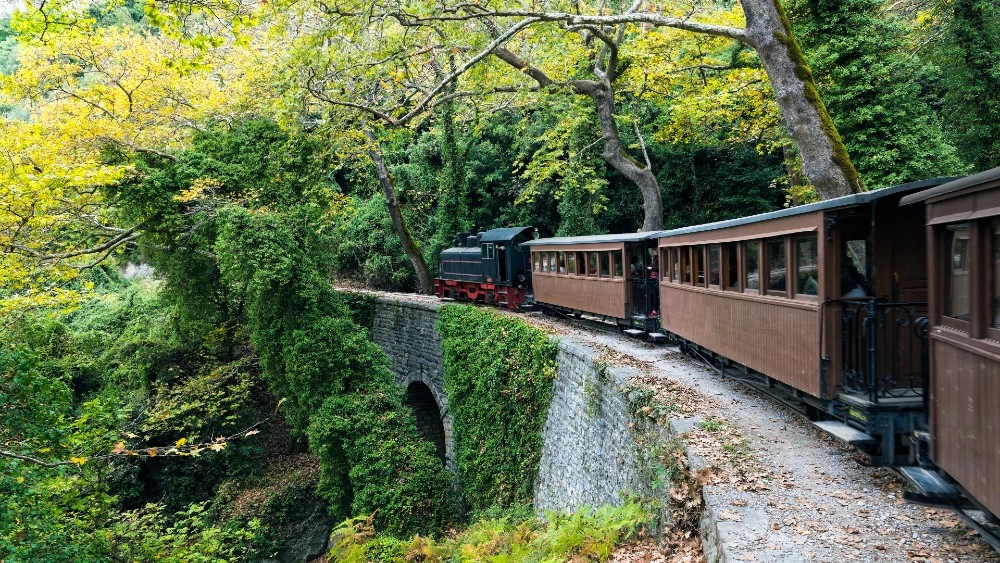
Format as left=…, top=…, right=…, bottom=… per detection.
left=433, top=167, right=1000, bottom=547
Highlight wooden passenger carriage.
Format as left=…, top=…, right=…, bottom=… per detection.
left=522, top=233, right=662, bottom=331
left=656, top=178, right=953, bottom=465
left=901, top=167, right=1000, bottom=521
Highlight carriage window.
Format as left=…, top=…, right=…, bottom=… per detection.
left=745, top=241, right=760, bottom=291
left=482, top=243, right=495, bottom=259
left=726, top=242, right=739, bottom=290
left=614, top=252, right=624, bottom=277
left=541, top=253, right=549, bottom=273
left=557, top=252, right=566, bottom=274
left=945, top=224, right=970, bottom=322
left=694, top=245, right=706, bottom=286
left=767, top=238, right=787, bottom=294
left=842, top=239, right=869, bottom=296
left=994, top=223, right=1000, bottom=328
left=681, top=247, right=692, bottom=283
left=566, top=252, right=576, bottom=274
left=671, top=248, right=680, bottom=281
left=578, top=252, right=587, bottom=275
left=797, top=236, right=819, bottom=296
left=533, top=252, right=540, bottom=272
left=708, top=244, right=721, bottom=287
left=600, top=252, right=610, bottom=277
left=588, top=252, right=599, bottom=276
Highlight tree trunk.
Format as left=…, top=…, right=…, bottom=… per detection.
left=365, top=130, right=436, bottom=294
left=574, top=81, right=664, bottom=231
left=740, top=0, right=863, bottom=199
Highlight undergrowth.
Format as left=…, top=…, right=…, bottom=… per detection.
left=328, top=500, right=651, bottom=563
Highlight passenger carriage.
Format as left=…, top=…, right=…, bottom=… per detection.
left=900, top=167, right=1000, bottom=528
left=521, top=233, right=662, bottom=332
left=655, top=178, right=954, bottom=466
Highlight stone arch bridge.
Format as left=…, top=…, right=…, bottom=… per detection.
left=363, top=295, right=649, bottom=512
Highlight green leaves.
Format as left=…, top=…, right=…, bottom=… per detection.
left=438, top=305, right=558, bottom=511
left=330, top=499, right=651, bottom=562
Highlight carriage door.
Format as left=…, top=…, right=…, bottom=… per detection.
left=497, top=244, right=508, bottom=283
left=628, top=244, right=647, bottom=316
left=481, top=243, right=497, bottom=282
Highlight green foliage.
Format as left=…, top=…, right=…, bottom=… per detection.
left=336, top=291, right=379, bottom=330
left=937, top=0, right=1000, bottom=171
left=656, top=143, right=785, bottom=229
left=430, top=100, right=470, bottom=258
left=437, top=305, right=558, bottom=510
left=329, top=500, right=651, bottom=563
left=789, top=0, right=967, bottom=188
left=332, top=195, right=417, bottom=291
left=0, top=17, right=17, bottom=78
left=111, top=502, right=265, bottom=562
left=0, top=268, right=290, bottom=560
left=186, top=127, right=459, bottom=535
left=516, top=96, right=609, bottom=236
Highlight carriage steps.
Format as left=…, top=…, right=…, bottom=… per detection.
left=648, top=332, right=669, bottom=344
left=811, top=420, right=876, bottom=447
left=899, top=466, right=960, bottom=499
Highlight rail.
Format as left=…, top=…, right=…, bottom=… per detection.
left=826, top=298, right=930, bottom=404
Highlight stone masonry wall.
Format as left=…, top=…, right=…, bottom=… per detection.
left=365, top=295, right=649, bottom=513
left=533, top=339, right=649, bottom=512
left=369, top=297, right=456, bottom=474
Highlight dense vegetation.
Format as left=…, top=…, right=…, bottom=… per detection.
left=328, top=501, right=651, bottom=562
left=1, top=0, right=997, bottom=560
left=438, top=306, right=559, bottom=511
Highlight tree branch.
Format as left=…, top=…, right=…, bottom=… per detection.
left=0, top=405, right=282, bottom=469
left=632, top=118, right=651, bottom=169
left=395, top=8, right=748, bottom=44
left=310, top=17, right=542, bottom=125
left=15, top=226, right=140, bottom=262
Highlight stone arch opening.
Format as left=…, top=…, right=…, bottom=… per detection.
left=404, top=381, right=447, bottom=465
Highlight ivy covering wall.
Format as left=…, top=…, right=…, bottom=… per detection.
left=437, top=305, right=558, bottom=511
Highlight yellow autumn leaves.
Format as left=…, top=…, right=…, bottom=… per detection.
left=0, top=13, right=262, bottom=318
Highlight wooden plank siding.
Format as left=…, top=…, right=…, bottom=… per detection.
left=660, top=284, right=822, bottom=396
left=533, top=273, right=628, bottom=318
left=914, top=170, right=1000, bottom=518
left=530, top=242, right=630, bottom=319
left=658, top=210, right=828, bottom=398
left=929, top=330, right=1000, bottom=517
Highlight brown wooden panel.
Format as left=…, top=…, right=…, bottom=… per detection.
left=927, top=178, right=1000, bottom=224
left=930, top=330, right=1000, bottom=517
left=659, top=284, right=822, bottom=396
left=660, top=211, right=823, bottom=246
left=529, top=242, right=625, bottom=252
left=533, top=273, right=627, bottom=318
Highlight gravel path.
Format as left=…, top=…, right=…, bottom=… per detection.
left=514, top=312, right=1000, bottom=563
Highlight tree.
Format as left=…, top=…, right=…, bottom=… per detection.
left=258, top=0, right=864, bottom=210
left=939, top=0, right=1000, bottom=171
left=487, top=22, right=664, bottom=230
left=788, top=0, right=965, bottom=188
left=0, top=10, right=244, bottom=316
